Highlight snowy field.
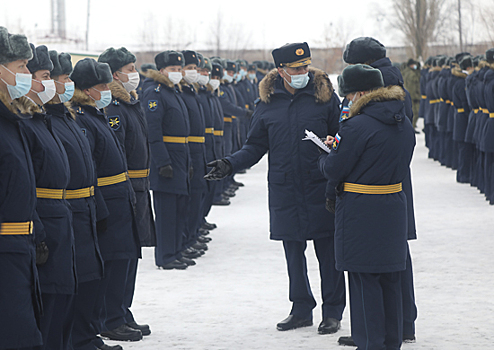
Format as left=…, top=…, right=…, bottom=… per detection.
left=114, top=123, right=494, bottom=350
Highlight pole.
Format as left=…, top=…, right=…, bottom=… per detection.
left=458, top=0, right=463, bottom=51
left=85, top=0, right=90, bottom=51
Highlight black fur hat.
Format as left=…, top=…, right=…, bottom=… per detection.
left=459, top=55, right=473, bottom=70
left=155, top=50, right=184, bottom=70
left=437, top=56, right=447, bottom=67
left=182, top=50, right=199, bottom=67
left=211, top=63, right=223, bottom=78
left=27, top=44, right=54, bottom=73
left=196, top=53, right=205, bottom=69
left=70, top=58, right=113, bottom=90
left=98, top=47, right=136, bottom=73
left=424, top=56, right=434, bottom=67
left=455, top=52, right=470, bottom=64
left=49, top=50, right=73, bottom=77
left=486, top=48, right=494, bottom=64
left=343, top=37, right=386, bottom=64
left=248, top=64, right=257, bottom=72
left=203, top=57, right=212, bottom=71
left=0, top=26, right=33, bottom=64
left=224, top=60, right=238, bottom=73
left=337, top=64, right=384, bottom=97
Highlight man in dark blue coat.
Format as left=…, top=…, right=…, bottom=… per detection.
left=319, top=64, right=415, bottom=350
left=0, top=26, right=43, bottom=350
left=205, top=43, right=346, bottom=335
left=70, top=58, right=142, bottom=349
left=142, top=51, right=196, bottom=270
left=98, top=46, right=154, bottom=338
left=17, top=43, right=77, bottom=350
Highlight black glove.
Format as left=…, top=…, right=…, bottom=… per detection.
left=204, top=159, right=233, bottom=180
left=325, top=198, right=335, bottom=214
left=159, top=165, right=173, bottom=178
left=36, top=241, right=49, bottom=265
left=96, top=218, right=107, bottom=234
left=189, top=166, right=194, bottom=180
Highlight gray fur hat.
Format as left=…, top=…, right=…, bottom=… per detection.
left=337, top=64, right=384, bottom=97
left=343, top=37, right=386, bottom=64
left=98, top=47, right=136, bottom=73
left=70, top=58, right=113, bottom=90
left=27, top=44, right=54, bottom=73
left=49, top=50, right=73, bottom=77
left=0, top=26, right=33, bottom=64
left=140, top=63, right=156, bottom=72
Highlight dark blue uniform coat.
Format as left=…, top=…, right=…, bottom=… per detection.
left=106, top=82, right=156, bottom=247
left=0, top=91, right=42, bottom=349
left=47, top=102, right=104, bottom=283
left=71, top=89, right=141, bottom=262
left=319, top=86, right=415, bottom=273
left=226, top=68, right=340, bottom=242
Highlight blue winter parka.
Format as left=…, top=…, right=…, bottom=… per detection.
left=318, top=86, right=416, bottom=273
left=226, top=68, right=340, bottom=241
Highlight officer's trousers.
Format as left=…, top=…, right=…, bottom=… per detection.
left=184, top=189, right=206, bottom=249
left=32, top=293, right=74, bottom=350
left=153, top=191, right=187, bottom=266
left=282, top=236, right=346, bottom=320
left=202, top=181, right=217, bottom=219
left=402, top=244, right=417, bottom=337
left=124, top=258, right=139, bottom=324
left=72, top=278, right=102, bottom=350
left=456, top=141, right=473, bottom=184
left=349, top=271, right=403, bottom=350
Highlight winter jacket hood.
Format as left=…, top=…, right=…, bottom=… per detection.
left=259, top=67, right=334, bottom=104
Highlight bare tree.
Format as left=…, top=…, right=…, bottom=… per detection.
left=478, top=5, right=494, bottom=46
left=390, top=0, right=448, bottom=59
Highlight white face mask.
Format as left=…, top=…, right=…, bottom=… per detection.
left=119, top=71, right=140, bottom=93
left=167, top=71, right=183, bottom=85
left=197, top=74, right=210, bottom=86
left=33, top=79, right=56, bottom=105
left=183, top=70, right=198, bottom=84
left=209, top=79, right=220, bottom=90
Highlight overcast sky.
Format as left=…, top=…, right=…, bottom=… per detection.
left=2, top=0, right=492, bottom=54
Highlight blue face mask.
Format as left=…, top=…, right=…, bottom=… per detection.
left=91, top=88, right=112, bottom=109
left=347, top=93, right=358, bottom=108
left=283, top=68, right=310, bottom=90
left=57, top=81, right=74, bottom=103
left=1, top=65, right=32, bottom=99
left=223, top=72, right=233, bottom=83
left=248, top=73, right=256, bottom=80
left=235, top=72, right=242, bottom=82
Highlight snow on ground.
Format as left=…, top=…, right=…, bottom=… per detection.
left=113, top=121, right=494, bottom=350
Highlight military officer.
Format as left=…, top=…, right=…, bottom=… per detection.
left=0, top=26, right=43, bottom=350
left=98, top=47, right=154, bottom=338
left=205, top=42, right=346, bottom=335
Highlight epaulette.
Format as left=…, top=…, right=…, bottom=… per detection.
left=254, top=98, right=261, bottom=105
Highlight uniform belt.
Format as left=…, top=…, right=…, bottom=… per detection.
left=162, top=136, right=188, bottom=143
left=224, top=117, right=232, bottom=122
left=0, top=221, right=33, bottom=235
left=66, top=186, right=95, bottom=199
left=439, top=98, right=444, bottom=102
left=446, top=100, right=451, bottom=104
left=490, top=113, right=494, bottom=118
left=214, top=130, right=224, bottom=136
left=97, top=172, right=128, bottom=187
left=421, top=95, right=427, bottom=99
left=232, top=116, right=237, bottom=119
left=429, top=99, right=440, bottom=104
left=128, top=169, right=150, bottom=178
left=474, top=109, right=479, bottom=113
left=36, top=187, right=67, bottom=199
left=343, top=182, right=402, bottom=195
left=457, top=108, right=465, bottom=113
left=482, top=108, right=490, bottom=114
left=205, top=128, right=214, bottom=134
left=245, top=104, right=249, bottom=109
left=188, top=136, right=205, bottom=143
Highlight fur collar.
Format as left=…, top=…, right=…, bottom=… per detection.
left=0, top=90, right=16, bottom=114
left=259, top=67, right=334, bottom=104
left=349, top=86, right=405, bottom=118
left=12, top=96, right=41, bottom=115
left=257, top=68, right=268, bottom=75
left=429, top=67, right=442, bottom=72
left=108, top=81, right=137, bottom=103
left=146, top=69, right=181, bottom=91
left=71, top=88, right=97, bottom=108
left=451, top=67, right=467, bottom=79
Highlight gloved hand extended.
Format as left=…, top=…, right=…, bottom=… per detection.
left=204, top=159, right=233, bottom=180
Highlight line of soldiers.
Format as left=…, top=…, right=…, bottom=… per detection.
left=0, top=24, right=259, bottom=350
left=420, top=49, right=494, bottom=203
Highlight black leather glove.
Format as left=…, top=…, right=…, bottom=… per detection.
left=36, top=241, right=49, bottom=265
left=204, top=159, right=233, bottom=180
left=159, top=165, right=173, bottom=178
left=325, top=198, right=335, bottom=214
left=189, top=166, right=194, bottom=180
left=96, top=218, right=107, bottom=234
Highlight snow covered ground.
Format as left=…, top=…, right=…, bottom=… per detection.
left=113, top=123, right=494, bottom=350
